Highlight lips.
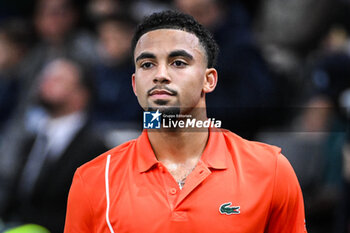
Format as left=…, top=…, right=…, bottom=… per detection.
left=149, top=89, right=175, bottom=96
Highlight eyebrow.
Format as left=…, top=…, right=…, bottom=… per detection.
left=135, top=50, right=194, bottom=63
left=169, top=50, right=193, bottom=60
left=135, top=52, right=156, bottom=63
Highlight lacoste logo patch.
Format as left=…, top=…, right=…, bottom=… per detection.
left=219, top=202, right=240, bottom=215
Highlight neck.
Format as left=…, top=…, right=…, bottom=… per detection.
left=49, top=108, right=77, bottom=118
left=49, top=99, right=87, bottom=119
left=147, top=108, right=209, bottom=164
left=149, top=129, right=208, bottom=163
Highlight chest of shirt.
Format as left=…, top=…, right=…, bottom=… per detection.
left=95, top=160, right=274, bottom=233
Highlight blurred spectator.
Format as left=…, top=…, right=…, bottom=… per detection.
left=0, top=0, right=98, bottom=190
left=86, top=0, right=121, bottom=23
left=17, top=0, right=97, bottom=104
left=92, top=14, right=141, bottom=125
left=27, top=0, right=96, bottom=67
left=0, top=19, right=30, bottom=135
left=254, top=0, right=335, bottom=74
left=309, top=52, right=350, bottom=233
left=175, top=0, right=280, bottom=137
left=0, top=58, right=107, bottom=233
left=257, top=50, right=350, bottom=233
left=322, top=26, right=350, bottom=53
left=130, top=0, right=170, bottom=21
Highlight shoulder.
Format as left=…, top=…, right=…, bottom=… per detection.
left=75, top=138, right=137, bottom=179
left=218, top=129, right=290, bottom=175
left=221, top=129, right=281, bottom=157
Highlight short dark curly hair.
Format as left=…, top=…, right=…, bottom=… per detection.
left=131, top=10, right=219, bottom=68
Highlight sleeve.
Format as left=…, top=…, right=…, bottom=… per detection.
left=265, top=153, right=308, bottom=233
left=64, top=169, right=94, bottom=233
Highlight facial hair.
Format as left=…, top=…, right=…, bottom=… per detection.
left=37, top=95, right=65, bottom=116
left=146, top=85, right=180, bottom=116
left=147, top=105, right=180, bottom=116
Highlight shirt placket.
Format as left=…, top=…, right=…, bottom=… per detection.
left=157, top=160, right=211, bottom=222
left=175, top=160, right=211, bottom=208
left=157, top=162, right=180, bottom=211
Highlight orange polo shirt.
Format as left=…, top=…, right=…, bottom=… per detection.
left=64, top=128, right=307, bottom=233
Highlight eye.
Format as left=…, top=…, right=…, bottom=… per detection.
left=140, top=62, right=154, bottom=69
left=172, top=60, right=187, bottom=67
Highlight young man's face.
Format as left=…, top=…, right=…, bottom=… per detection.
left=132, top=29, right=216, bottom=115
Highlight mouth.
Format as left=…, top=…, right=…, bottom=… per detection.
left=149, top=89, right=176, bottom=99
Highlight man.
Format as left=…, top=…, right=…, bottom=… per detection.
left=0, top=58, right=107, bottom=233
left=64, top=11, right=307, bottom=232
left=0, top=0, right=97, bottom=206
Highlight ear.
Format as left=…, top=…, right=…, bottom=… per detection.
left=132, top=73, right=137, bottom=96
left=203, top=68, right=218, bottom=93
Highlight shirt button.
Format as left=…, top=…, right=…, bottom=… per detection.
left=169, top=188, right=177, bottom=195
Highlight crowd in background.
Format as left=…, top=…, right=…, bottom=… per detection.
left=0, top=0, right=350, bottom=232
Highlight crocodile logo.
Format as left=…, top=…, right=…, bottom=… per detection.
left=219, top=202, right=240, bottom=215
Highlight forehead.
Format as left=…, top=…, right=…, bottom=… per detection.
left=42, top=61, right=79, bottom=81
left=134, top=29, right=205, bottom=58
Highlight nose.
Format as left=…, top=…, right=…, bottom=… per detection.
left=153, top=64, right=170, bottom=84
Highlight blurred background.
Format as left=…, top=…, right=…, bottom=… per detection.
left=0, top=0, right=350, bottom=232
